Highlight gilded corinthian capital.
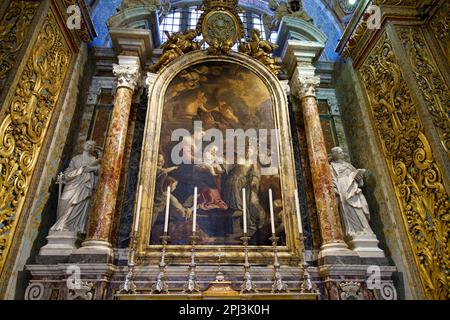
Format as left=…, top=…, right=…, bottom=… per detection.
left=113, top=64, right=141, bottom=91
left=291, top=75, right=320, bottom=99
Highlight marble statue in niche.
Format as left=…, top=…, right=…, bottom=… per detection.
left=330, top=147, right=385, bottom=257
left=50, top=140, right=102, bottom=234
left=330, top=146, right=374, bottom=236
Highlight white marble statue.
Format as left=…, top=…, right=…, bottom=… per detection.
left=50, top=141, right=102, bottom=234
left=330, top=147, right=374, bottom=237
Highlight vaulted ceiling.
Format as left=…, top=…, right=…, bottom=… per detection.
left=87, top=0, right=359, bottom=61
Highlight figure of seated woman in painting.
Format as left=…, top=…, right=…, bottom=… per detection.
left=194, top=150, right=228, bottom=211
left=151, top=176, right=212, bottom=244
left=193, top=144, right=229, bottom=212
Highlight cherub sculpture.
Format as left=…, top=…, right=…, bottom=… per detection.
left=239, top=29, right=281, bottom=75
left=150, top=29, right=203, bottom=73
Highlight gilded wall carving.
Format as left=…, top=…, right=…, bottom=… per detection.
left=397, top=26, right=450, bottom=157
left=0, top=10, right=72, bottom=275
left=360, top=34, right=449, bottom=299
left=0, top=0, right=40, bottom=94
left=429, top=1, right=450, bottom=65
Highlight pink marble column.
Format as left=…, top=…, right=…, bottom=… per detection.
left=292, top=75, right=350, bottom=256
left=82, top=62, right=140, bottom=252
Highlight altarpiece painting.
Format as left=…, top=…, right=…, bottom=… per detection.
left=149, top=61, right=285, bottom=246
left=136, top=52, right=299, bottom=264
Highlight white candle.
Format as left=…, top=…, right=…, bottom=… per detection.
left=134, top=185, right=143, bottom=232
left=164, top=186, right=171, bottom=233
left=269, top=189, right=275, bottom=234
left=242, top=188, right=247, bottom=234
left=295, top=189, right=303, bottom=234
left=193, top=187, right=198, bottom=233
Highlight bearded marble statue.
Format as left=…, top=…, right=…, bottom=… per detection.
left=50, top=140, right=102, bottom=234
left=330, top=147, right=375, bottom=237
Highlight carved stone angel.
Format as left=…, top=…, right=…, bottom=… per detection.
left=50, top=140, right=102, bottom=234
left=150, top=29, right=202, bottom=73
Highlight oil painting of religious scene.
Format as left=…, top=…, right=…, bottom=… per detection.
left=150, top=61, right=285, bottom=246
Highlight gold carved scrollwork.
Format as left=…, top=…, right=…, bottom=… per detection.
left=397, top=26, right=450, bottom=157
left=429, top=1, right=450, bottom=66
left=360, top=34, right=449, bottom=300
left=0, top=11, right=72, bottom=274
left=0, top=0, right=40, bottom=94
left=63, top=0, right=93, bottom=42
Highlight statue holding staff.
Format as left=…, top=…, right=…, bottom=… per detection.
left=51, top=140, right=102, bottom=234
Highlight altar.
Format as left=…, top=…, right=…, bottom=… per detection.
left=114, top=293, right=319, bottom=300
left=19, top=0, right=403, bottom=301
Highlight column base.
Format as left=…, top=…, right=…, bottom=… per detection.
left=70, top=240, right=114, bottom=263
left=347, top=233, right=385, bottom=258
left=318, top=242, right=356, bottom=259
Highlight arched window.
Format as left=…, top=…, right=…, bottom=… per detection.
left=188, top=6, right=203, bottom=29
left=159, top=5, right=272, bottom=49
left=159, top=8, right=183, bottom=43
left=251, top=13, right=266, bottom=40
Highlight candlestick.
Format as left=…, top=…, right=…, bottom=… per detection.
left=294, top=189, right=303, bottom=234
left=192, top=187, right=198, bottom=232
left=270, top=234, right=289, bottom=293
left=164, top=186, right=171, bottom=233
left=183, top=233, right=200, bottom=294
left=134, top=185, right=143, bottom=233
left=119, top=233, right=138, bottom=294
left=240, top=234, right=257, bottom=293
left=242, top=188, right=247, bottom=234
left=151, top=233, right=170, bottom=294
left=269, top=189, right=275, bottom=234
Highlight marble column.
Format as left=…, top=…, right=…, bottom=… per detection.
left=291, top=71, right=352, bottom=258
left=80, top=56, right=141, bottom=255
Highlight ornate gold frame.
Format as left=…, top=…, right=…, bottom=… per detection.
left=201, top=10, right=240, bottom=46
left=136, top=51, right=302, bottom=265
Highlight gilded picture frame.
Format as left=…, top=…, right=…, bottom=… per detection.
left=136, top=50, right=303, bottom=265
